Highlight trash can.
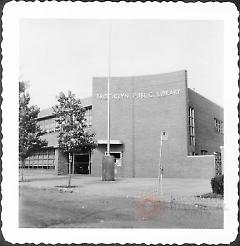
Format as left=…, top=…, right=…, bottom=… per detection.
left=102, top=155, right=115, bottom=181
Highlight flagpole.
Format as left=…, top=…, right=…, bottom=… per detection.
left=107, top=22, right=111, bottom=156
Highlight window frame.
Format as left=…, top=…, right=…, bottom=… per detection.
left=104, top=151, right=122, bottom=165
left=188, top=107, right=195, bottom=146
left=214, top=118, right=223, bottom=134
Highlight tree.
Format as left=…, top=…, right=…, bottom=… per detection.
left=19, top=81, right=47, bottom=181
left=53, top=91, right=97, bottom=187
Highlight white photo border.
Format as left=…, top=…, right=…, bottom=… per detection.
left=2, top=2, right=239, bottom=244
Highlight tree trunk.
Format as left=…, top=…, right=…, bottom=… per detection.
left=72, top=153, right=75, bottom=175
left=21, top=158, right=25, bottom=182
left=68, top=152, right=72, bottom=187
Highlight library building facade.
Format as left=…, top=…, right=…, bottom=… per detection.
left=24, top=70, right=224, bottom=178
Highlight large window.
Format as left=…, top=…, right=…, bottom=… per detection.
left=189, top=107, right=195, bottom=146
left=23, top=149, right=55, bottom=168
left=214, top=118, right=223, bottom=134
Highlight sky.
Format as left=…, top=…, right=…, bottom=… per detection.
left=19, top=19, right=224, bottom=109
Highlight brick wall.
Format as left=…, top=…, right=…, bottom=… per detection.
left=183, top=155, right=215, bottom=179
left=188, top=89, right=224, bottom=155
left=92, top=70, right=189, bottom=178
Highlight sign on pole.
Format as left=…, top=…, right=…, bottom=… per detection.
left=162, top=131, right=168, bottom=141
left=158, top=131, right=168, bottom=196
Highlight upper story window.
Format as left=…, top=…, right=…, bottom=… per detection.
left=188, top=107, right=195, bottom=146
left=39, top=107, right=92, bottom=133
left=214, top=118, right=223, bottom=134
left=38, top=117, right=58, bottom=133
left=85, top=107, right=92, bottom=127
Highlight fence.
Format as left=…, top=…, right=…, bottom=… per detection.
left=214, top=151, right=222, bottom=176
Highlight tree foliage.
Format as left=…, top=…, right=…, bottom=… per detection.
left=52, top=91, right=97, bottom=154
left=19, top=81, right=47, bottom=162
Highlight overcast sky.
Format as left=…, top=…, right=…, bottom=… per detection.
left=19, top=19, right=224, bottom=109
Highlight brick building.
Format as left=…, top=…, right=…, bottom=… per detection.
left=24, top=70, right=224, bottom=178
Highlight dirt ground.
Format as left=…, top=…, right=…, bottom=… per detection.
left=19, top=172, right=224, bottom=228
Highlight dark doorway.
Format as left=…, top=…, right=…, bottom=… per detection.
left=74, top=154, right=90, bottom=174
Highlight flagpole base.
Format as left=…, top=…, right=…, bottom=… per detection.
left=102, top=155, right=115, bottom=181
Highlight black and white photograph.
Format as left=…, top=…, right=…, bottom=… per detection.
left=1, top=2, right=239, bottom=245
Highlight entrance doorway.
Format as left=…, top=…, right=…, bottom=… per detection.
left=73, top=153, right=90, bottom=174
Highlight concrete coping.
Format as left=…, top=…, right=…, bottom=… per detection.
left=187, top=155, right=214, bottom=158
left=98, top=140, right=123, bottom=145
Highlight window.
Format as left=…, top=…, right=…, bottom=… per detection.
left=105, top=152, right=122, bottom=166
left=189, top=107, right=195, bottom=145
left=201, top=150, right=208, bottom=155
left=38, top=120, right=44, bottom=130
left=85, top=108, right=92, bottom=127
left=214, top=118, right=223, bottom=134
left=23, top=149, right=55, bottom=168
left=38, top=117, right=59, bottom=133
left=48, top=118, right=55, bottom=133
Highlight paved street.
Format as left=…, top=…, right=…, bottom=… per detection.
left=19, top=170, right=224, bottom=228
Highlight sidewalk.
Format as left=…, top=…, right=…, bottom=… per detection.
left=19, top=172, right=224, bottom=209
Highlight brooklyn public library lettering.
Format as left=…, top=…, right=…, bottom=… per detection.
left=96, top=89, right=181, bottom=100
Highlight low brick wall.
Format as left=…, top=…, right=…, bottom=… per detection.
left=183, top=155, right=215, bottom=179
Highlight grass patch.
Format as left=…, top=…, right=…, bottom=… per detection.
left=196, top=192, right=223, bottom=199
